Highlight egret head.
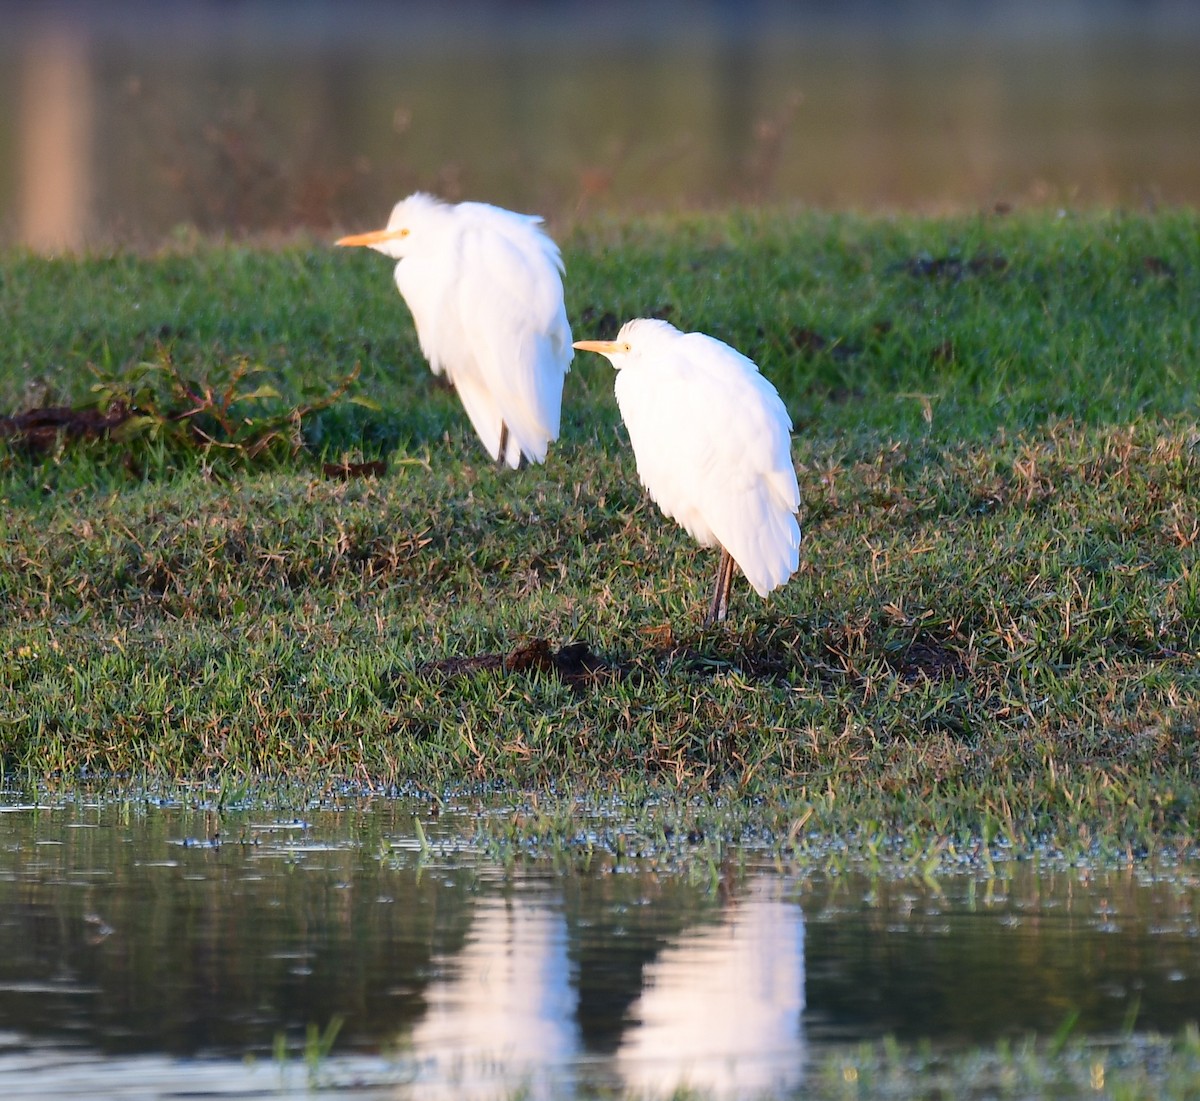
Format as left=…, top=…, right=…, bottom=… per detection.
left=572, top=336, right=631, bottom=366
left=573, top=318, right=678, bottom=368
left=335, top=192, right=445, bottom=259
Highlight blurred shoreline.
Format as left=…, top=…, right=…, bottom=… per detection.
left=3, top=0, right=1199, bottom=250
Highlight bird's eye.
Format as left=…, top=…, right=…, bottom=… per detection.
left=398, top=228, right=410, bottom=238
left=622, top=343, right=632, bottom=352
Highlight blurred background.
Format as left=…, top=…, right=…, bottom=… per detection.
left=3, top=0, right=1199, bottom=251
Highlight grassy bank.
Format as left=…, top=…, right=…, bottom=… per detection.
left=1, top=207, right=1198, bottom=858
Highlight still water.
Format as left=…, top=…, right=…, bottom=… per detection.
left=4, top=1, right=1200, bottom=250
left=2, top=796, right=1199, bottom=1099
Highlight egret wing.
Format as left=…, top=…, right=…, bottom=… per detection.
left=454, top=220, right=572, bottom=465
left=617, top=332, right=800, bottom=596
left=615, top=349, right=714, bottom=538
left=682, top=341, right=799, bottom=595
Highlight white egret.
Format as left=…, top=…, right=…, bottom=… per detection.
left=574, top=319, right=801, bottom=625
left=336, top=193, right=573, bottom=468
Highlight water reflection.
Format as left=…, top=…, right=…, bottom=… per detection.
left=408, top=896, right=580, bottom=1099
left=1, top=799, right=1200, bottom=1099
left=402, top=878, right=808, bottom=1099
left=14, top=18, right=91, bottom=252
left=616, top=877, right=805, bottom=1096
left=4, top=1, right=1200, bottom=250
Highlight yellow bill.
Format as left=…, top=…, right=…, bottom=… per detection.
left=572, top=339, right=628, bottom=354
left=335, top=227, right=406, bottom=248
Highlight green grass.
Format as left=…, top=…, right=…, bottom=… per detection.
left=807, top=1024, right=1200, bottom=1101
left=1, top=206, right=1198, bottom=860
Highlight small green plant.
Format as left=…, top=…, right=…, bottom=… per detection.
left=86, top=351, right=369, bottom=467
left=305, top=1015, right=345, bottom=1086
left=272, top=1014, right=345, bottom=1089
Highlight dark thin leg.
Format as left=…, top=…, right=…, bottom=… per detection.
left=496, top=422, right=510, bottom=469
left=704, top=546, right=736, bottom=626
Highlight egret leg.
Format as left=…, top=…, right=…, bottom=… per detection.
left=496, top=422, right=510, bottom=469
left=704, top=546, right=736, bottom=626
left=495, top=422, right=527, bottom=470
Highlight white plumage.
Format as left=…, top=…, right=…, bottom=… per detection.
left=337, top=193, right=573, bottom=468
left=574, top=318, right=801, bottom=623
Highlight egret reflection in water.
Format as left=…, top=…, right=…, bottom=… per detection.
left=406, top=894, right=579, bottom=1100
left=401, top=876, right=807, bottom=1099
left=616, top=877, right=806, bottom=1096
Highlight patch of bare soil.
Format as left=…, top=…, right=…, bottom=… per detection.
left=897, top=252, right=1009, bottom=279
left=885, top=640, right=967, bottom=682
left=0, top=403, right=133, bottom=454
left=420, top=638, right=615, bottom=691
left=322, top=459, right=387, bottom=480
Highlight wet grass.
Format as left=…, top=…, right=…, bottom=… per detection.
left=280, top=1024, right=1200, bottom=1100
left=1, top=206, right=1199, bottom=863
left=809, top=1024, right=1200, bottom=1101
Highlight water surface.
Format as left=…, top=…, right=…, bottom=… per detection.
left=1, top=796, right=1199, bottom=1098
left=4, top=1, right=1200, bottom=250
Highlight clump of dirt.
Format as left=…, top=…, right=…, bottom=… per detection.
left=0, top=403, right=134, bottom=454
left=885, top=640, right=967, bottom=682
left=898, top=253, right=1009, bottom=279
left=322, top=459, right=387, bottom=480
left=419, top=625, right=813, bottom=695
left=789, top=326, right=858, bottom=361
left=420, top=638, right=614, bottom=691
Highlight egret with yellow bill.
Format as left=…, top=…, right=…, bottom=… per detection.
left=574, top=319, right=801, bottom=624
left=337, top=194, right=572, bottom=468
